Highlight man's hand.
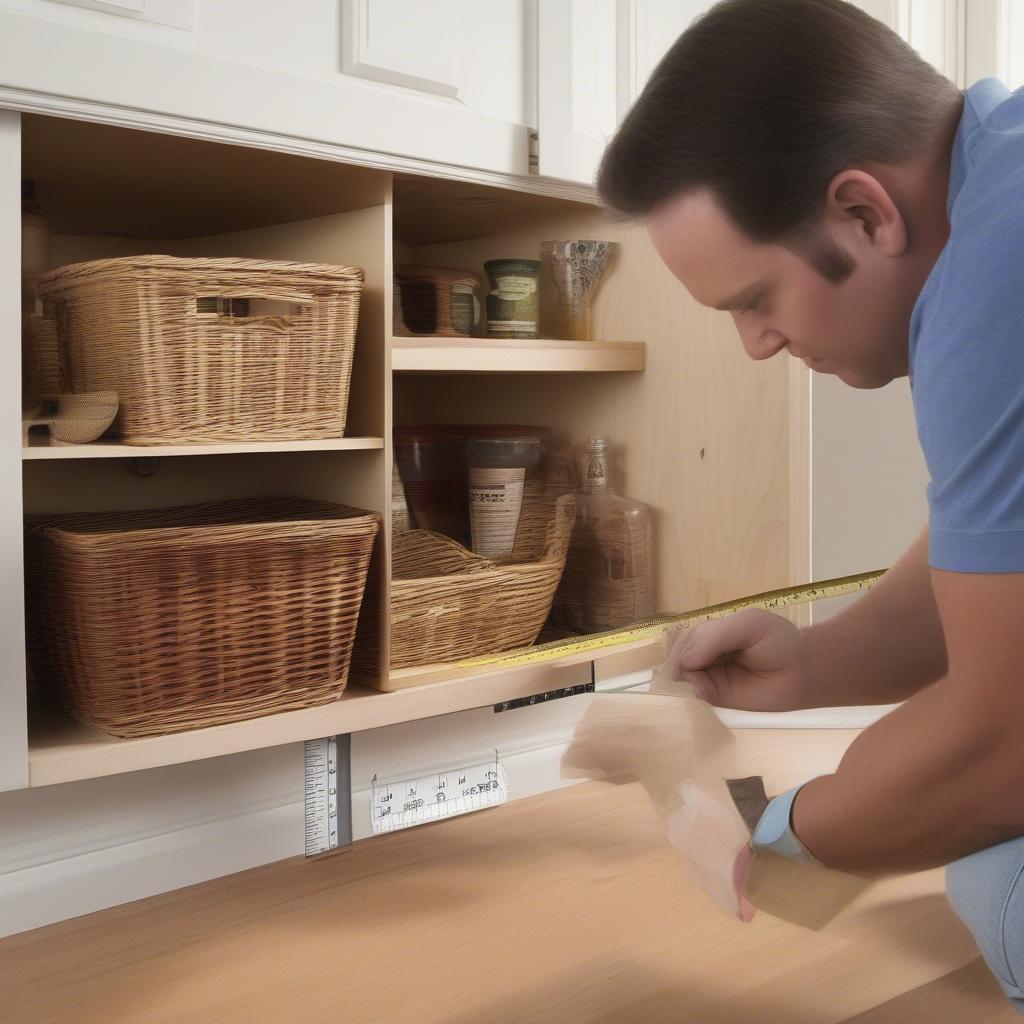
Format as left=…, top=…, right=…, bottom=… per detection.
left=666, top=609, right=807, bottom=712
left=665, top=780, right=757, bottom=921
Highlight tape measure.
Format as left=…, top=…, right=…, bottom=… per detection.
left=455, top=569, right=885, bottom=671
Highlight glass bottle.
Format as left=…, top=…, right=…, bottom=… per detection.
left=554, top=434, right=655, bottom=633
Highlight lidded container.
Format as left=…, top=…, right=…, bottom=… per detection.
left=394, top=426, right=469, bottom=545
left=553, top=433, right=655, bottom=632
left=465, top=434, right=542, bottom=559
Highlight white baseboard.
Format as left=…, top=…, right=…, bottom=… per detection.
left=0, top=736, right=589, bottom=939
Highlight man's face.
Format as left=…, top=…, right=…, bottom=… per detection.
left=647, top=189, right=914, bottom=389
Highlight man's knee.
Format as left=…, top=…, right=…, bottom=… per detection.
left=946, top=839, right=1024, bottom=1003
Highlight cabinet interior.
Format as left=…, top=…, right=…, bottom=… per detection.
left=20, top=113, right=802, bottom=777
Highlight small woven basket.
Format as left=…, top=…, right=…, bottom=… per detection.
left=34, top=256, right=364, bottom=444
left=394, top=265, right=481, bottom=338
left=388, top=493, right=575, bottom=669
left=25, top=497, right=380, bottom=737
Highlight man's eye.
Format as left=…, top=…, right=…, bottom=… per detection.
left=745, top=294, right=764, bottom=313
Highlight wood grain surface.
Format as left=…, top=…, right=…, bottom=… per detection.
left=0, top=777, right=1011, bottom=1024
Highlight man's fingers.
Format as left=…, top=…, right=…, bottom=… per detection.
left=668, top=609, right=776, bottom=677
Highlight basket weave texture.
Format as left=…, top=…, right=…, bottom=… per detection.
left=388, top=492, right=575, bottom=669
left=25, top=497, right=380, bottom=738
left=34, top=256, right=364, bottom=445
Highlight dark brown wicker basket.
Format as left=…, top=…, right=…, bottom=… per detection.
left=25, top=497, right=380, bottom=737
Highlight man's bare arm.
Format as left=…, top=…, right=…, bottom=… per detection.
left=792, top=568, right=1024, bottom=873
left=799, top=530, right=948, bottom=708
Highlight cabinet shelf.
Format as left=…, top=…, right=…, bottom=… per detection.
left=22, top=437, right=385, bottom=460
left=27, top=638, right=662, bottom=787
left=391, top=337, right=645, bottom=373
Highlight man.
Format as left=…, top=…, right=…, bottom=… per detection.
left=597, top=0, right=1024, bottom=1011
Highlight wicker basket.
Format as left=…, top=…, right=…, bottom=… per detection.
left=388, top=493, right=575, bottom=669
left=25, top=497, right=380, bottom=737
left=34, top=256, right=364, bottom=444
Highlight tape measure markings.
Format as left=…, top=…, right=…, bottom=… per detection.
left=455, top=569, right=885, bottom=671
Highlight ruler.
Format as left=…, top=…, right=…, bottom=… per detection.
left=455, top=569, right=885, bottom=671
left=304, top=735, right=350, bottom=857
left=371, top=756, right=509, bottom=835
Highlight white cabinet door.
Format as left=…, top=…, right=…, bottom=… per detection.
left=536, top=0, right=620, bottom=184
left=0, top=109, right=27, bottom=793
left=536, top=0, right=707, bottom=184
left=0, top=0, right=536, bottom=176
left=964, top=0, right=1024, bottom=88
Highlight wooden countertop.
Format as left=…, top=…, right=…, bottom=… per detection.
left=0, top=779, right=1015, bottom=1024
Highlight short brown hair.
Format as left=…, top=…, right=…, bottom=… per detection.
left=599, top=0, right=960, bottom=262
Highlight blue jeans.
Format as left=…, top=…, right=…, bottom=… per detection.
left=946, top=835, right=1024, bottom=1015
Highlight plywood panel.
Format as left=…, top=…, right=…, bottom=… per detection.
left=21, top=114, right=390, bottom=239
left=0, top=108, right=27, bottom=792
left=396, top=206, right=798, bottom=617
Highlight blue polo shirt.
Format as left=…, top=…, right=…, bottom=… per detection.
left=910, top=78, right=1024, bottom=572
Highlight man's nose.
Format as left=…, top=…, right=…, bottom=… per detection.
left=734, top=320, right=788, bottom=361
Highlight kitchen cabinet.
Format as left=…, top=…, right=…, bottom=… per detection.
left=1, top=109, right=800, bottom=790
left=0, top=0, right=537, bottom=178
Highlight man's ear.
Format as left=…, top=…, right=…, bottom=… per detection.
left=827, top=170, right=907, bottom=256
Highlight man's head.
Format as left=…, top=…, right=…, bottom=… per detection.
left=598, top=0, right=963, bottom=388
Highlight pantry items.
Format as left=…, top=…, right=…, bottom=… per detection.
left=34, top=256, right=363, bottom=444
left=387, top=493, right=574, bottom=671
left=393, top=424, right=552, bottom=549
left=541, top=240, right=615, bottom=341
left=24, top=497, right=380, bottom=737
left=484, top=258, right=540, bottom=339
left=553, top=433, right=655, bottom=633
left=394, top=265, right=482, bottom=337
left=22, top=390, right=119, bottom=446
left=394, top=426, right=470, bottom=545
left=466, top=435, right=542, bottom=559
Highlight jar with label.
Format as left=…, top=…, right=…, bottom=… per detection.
left=553, top=434, right=656, bottom=632
left=465, top=435, right=542, bottom=559
left=394, top=426, right=470, bottom=545
left=484, top=259, right=540, bottom=339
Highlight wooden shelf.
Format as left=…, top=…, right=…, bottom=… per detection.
left=22, top=437, right=385, bottom=460
left=27, top=656, right=608, bottom=787
left=391, top=337, right=645, bottom=373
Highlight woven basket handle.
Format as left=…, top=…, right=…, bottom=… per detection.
left=194, top=288, right=314, bottom=334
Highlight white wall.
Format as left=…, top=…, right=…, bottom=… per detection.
left=811, top=375, right=929, bottom=620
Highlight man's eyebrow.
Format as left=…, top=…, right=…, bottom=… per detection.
left=711, top=281, right=769, bottom=312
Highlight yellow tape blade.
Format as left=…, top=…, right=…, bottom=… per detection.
left=455, top=569, right=885, bottom=671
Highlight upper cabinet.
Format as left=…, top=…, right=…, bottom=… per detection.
left=1, top=0, right=1019, bottom=186
left=536, top=0, right=973, bottom=186
left=536, top=0, right=707, bottom=184
left=0, top=0, right=538, bottom=177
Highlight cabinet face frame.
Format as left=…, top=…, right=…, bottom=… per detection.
left=0, top=108, right=28, bottom=792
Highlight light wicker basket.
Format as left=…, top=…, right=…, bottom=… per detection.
left=387, top=493, right=575, bottom=669
left=25, top=497, right=380, bottom=738
left=34, top=256, right=364, bottom=445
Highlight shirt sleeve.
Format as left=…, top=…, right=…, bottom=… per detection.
left=912, top=181, right=1024, bottom=573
